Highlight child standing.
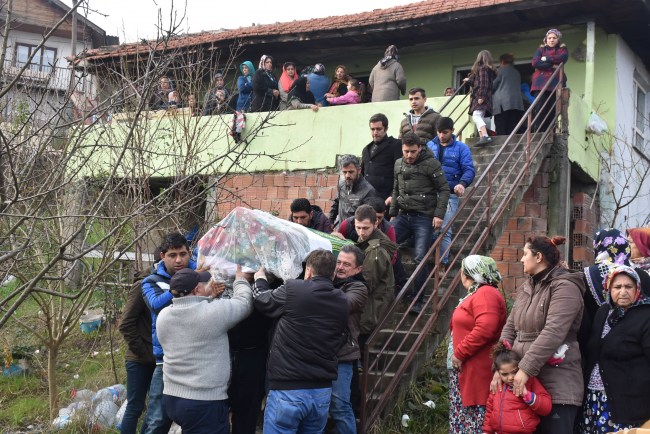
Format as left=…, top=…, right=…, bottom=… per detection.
left=326, top=79, right=362, bottom=105
left=482, top=342, right=552, bottom=434
left=465, top=50, right=497, bottom=145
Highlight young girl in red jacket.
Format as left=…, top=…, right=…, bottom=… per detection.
left=482, top=342, right=552, bottom=434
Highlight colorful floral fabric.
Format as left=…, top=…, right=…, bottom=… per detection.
left=584, top=229, right=631, bottom=308
left=579, top=389, right=634, bottom=433
left=448, top=368, right=485, bottom=434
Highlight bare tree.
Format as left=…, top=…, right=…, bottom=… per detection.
left=594, top=122, right=650, bottom=228
left=0, top=0, right=290, bottom=419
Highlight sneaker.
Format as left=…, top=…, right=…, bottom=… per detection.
left=476, top=136, right=492, bottom=145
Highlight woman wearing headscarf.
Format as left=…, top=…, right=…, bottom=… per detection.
left=286, top=77, right=319, bottom=112
left=626, top=227, right=650, bottom=297
left=496, top=235, right=586, bottom=434
left=278, top=62, right=298, bottom=110
left=368, top=45, right=407, bottom=102
left=580, top=265, right=650, bottom=432
left=236, top=60, right=255, bottom=112
left=627, top=227, right=650, bottom=270
left=583, top=229, right=631, bottom=320
left=531, top=28, right=568, bottom=131
left=251, top=55, right=279, bottom=112
left=448, top=255, right=506, bottom=434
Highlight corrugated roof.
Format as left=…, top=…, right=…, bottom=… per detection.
left=77, top=0, right=520, bottom=62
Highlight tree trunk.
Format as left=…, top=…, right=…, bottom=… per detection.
left=47, top=344, right=59, bottom=421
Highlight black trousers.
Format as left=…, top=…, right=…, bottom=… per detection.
left=494, top=109, right=525, bottom=135
left=532, top=90, right=557, bottom=132
left=535, top=404, right=578, bottom=434
left=228, top=347, right=268, bottom=434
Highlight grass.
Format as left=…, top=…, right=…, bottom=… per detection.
left=373, top=338, right=451, bottom=434
left=0, top=321, right=126, bottom=432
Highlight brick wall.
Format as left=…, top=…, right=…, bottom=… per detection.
left=490, top=164, right=550, bottom=298
left=570, top=192, right=597, bottom=270
left=214, top=170, right=340, bottom=221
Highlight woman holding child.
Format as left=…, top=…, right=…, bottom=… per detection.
left=496, top=235, right=586, bottom=434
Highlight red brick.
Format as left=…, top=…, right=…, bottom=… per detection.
left=305, top=175, right=317, bottom=187
left=275, top=187, right=288, bottom=199
left=522, top=186, right=535, bottom=202
left=263, top=174, right=274, bottom=186
left=249, top=199, right=261, bottom=209
left=517, top=218, right=532, bottom=231
left=287, top=187, right=300, bottom=198
left=573, top=246, right=591, bottom=262
left=535, top=187, right=549, bottom=204
left=510, top=232, right=525, bottom=246
left=497, top=262, right=509, bottom=278
left=573, top=192, right=591, bottom=206
left=496, top=233, right=510, bottom=247
left=502, top=247, right=518, bottom=261
left=327, top=174, right=340, bottom=187
left=574, top=218, right=590, bottom=234
left=509, top=262, right=523, bottom=276
left=526, top=203, right=542, bottom=218
left=316, top=199, right=330, bottom=212
left=260, top=199, right=273, bottom=210
left=293, top=175, right=307, bottom=187
left=505, top=218, right=517, bottom=231
left=532, top=174, right=542, bottom=188
left=514, top=203, right=526, bottom=217
left=491, top=247, right=503, bottom=261
left=265, top=186, right=278, bottom=199
left=297, top=187, right=310, bottom=198
left=531, top=217, right=547, bottom=232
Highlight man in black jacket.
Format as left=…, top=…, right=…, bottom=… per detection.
left=390, top=132, right=450, bottom=313
left=288, top=198, right=333, bottom=233
left=253, top=250, right=348, bottom=433
left=361, top=113, right=403, bottom=201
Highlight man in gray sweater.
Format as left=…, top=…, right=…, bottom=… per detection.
left=157, top=267, right=252, bottom=434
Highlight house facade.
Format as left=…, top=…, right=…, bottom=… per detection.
left=0, top=0, right=117, bottom=125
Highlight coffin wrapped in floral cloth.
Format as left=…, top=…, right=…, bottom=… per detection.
left=197, top=207, right=350, bottom=281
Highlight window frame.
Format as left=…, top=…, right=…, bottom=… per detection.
left=14, top=42, right=57, bottom=74
left=633, top=79, right=649, bottom=154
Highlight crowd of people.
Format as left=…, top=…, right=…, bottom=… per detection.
left=145, top=27, right=569, bottom=147
left=113, top=28, right=650, bottom=434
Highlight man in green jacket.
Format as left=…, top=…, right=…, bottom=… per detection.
left=390, top=131, right=450, bottom=313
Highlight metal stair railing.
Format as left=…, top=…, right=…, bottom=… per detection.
left=360, top=65, right=566, bottom=432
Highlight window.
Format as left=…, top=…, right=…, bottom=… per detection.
left=633, top=80, right=648, bottom=153
left=15, top=43, right=57, bottom=74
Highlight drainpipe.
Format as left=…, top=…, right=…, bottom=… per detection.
left=584, top=21, right=596, bottom=110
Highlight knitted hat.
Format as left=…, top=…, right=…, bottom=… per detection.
left=170, top=268, right=211, bottom=296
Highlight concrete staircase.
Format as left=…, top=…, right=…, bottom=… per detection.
left=361, top=132, right=556, bottom=430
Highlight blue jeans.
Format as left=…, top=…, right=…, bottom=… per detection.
left=433, top=193, right=459, bottom=265
left=392, top=213, right=433, bottom=300
left=163, top=395, right=229, bottom=434
left=120, top=361, right=155, bottom=434
left=330, top=362, right=356, bottom=434
left=142, top=365, right=172, bottom=434
left=263, top=388, right=332, bottom=434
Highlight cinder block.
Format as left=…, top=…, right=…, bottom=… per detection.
left=510, top=232, right=525, bottom=246
left=502, top=247, right=519, bottom=262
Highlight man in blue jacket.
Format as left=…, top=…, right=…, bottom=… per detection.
left=427, top=117, right=475, bottom=266
left=141, top=232, right=195, bottom=434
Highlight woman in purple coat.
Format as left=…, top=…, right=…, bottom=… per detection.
left=531, top=29, right=568, bottom=131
